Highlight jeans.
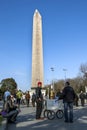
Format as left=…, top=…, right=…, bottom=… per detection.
left=64, top=102, right=73, bottom=122
left=3, top=110, right=19, bottom=122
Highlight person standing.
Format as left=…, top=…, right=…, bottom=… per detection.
left=79, top=91, right=85, bottom=106
left=25, top=91, right=30, bottom=107
left=4, top=87, right=11, bottom=102
left=56, top=89, right=63, bottom=100
left=62, top=81, right=75, bottom=123
left=31, top=93, right=36, bottom=107
left=16, top=90, right=22, bottom=111
left=35, top=82, right=44, bottom=119
left=74, top=93, right=79, bottom=107
left=3, top=87, right=11, bottom=109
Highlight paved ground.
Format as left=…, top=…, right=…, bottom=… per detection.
left=5, top=103, right=87, bottom=130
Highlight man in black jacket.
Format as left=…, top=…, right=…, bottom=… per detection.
left=62, top=81, right=75, bottom=123
left=35, top=82, right=43, bottom=119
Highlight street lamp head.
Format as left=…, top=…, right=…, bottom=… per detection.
left=63, top=68, right=67, bottom=81
left=63, top=68, right=67, bottom=71
left=50, top=67, right=54, bottom=71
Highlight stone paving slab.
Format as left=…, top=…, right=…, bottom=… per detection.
left=0, top=119, right=7, bottom=130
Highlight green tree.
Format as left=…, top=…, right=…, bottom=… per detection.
left=0, top=78, right=17, bottom=94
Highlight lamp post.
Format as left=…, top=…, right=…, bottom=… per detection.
left=47, top=87, right=49, bottom=99
left=63, top=68, right=67, bottom=81
left=50, top=67, right=54, bottom=89
left=50, top=67, right=55, bottom=99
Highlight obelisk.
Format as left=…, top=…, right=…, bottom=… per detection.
left=31, top=9, right=44, bottom=88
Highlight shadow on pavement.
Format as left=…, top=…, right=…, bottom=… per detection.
left=7, top=105, right=87, bottom=130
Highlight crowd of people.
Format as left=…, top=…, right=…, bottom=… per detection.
left=0, top=81, right=87, bottom=124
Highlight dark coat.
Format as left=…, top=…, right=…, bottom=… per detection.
left=79, top=93, right=85, bottom=100
left=35, top=87, right=43, bottom=101
left=62, top=86, right=75, bottom=103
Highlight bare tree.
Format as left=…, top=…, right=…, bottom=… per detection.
left=79, top=63, right=87, bottom=92
left=80, top=63, right=87, bottom=74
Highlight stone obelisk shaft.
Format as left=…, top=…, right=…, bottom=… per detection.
left=31, top=10, right=44, bottom=88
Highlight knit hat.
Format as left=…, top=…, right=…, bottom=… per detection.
left=38, top=82, right=42, bottom=86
